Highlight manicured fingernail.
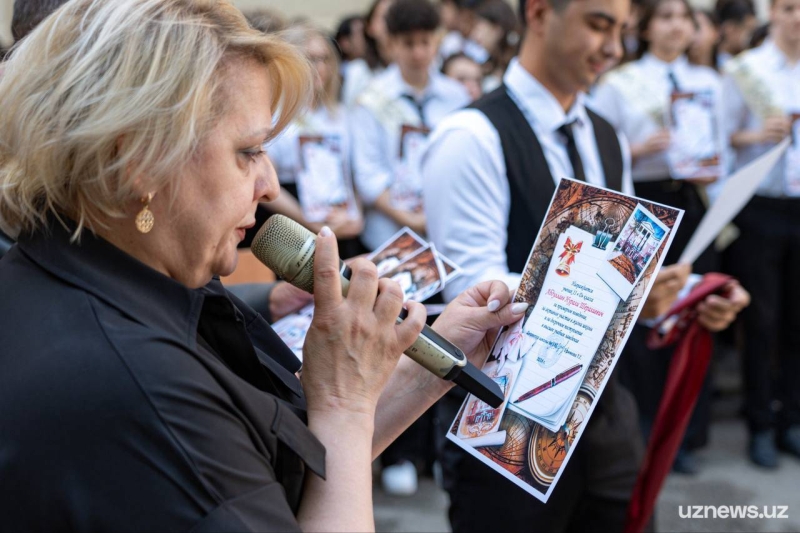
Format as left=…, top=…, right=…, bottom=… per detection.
left=511, top=302, right=529, bottom=314
left=319, top=226, right=332, bottom=237
left=487, top=299, right=501, bottom=312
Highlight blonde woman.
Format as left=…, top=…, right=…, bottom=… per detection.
left=0, top=0, right=528, bottom=529
left=266, top=24, right=365, bottom=258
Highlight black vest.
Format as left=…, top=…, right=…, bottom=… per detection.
left=469, top=85, right=623, bottom=273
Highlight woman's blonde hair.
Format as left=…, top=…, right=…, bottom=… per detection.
left=282, top=23, right=341, bottom=114
left=0, top=0, right=312, bottom=238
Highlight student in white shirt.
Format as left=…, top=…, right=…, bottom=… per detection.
left=422, top=0, right=748, bottom=528
left=257, top=24, right=364, bottom=257
left=716, top=0, right=758, bottom=69
left=722, top=0, right=800, bottom=469
left=592, top=0, right=726, bottom=198
left=591, top=0, right=731, bottom=473
left=351, top=0, right=470, bottom=251
left=340, top=0, right=394, bottom=108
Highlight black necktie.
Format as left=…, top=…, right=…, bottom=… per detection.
left=402, top=93, right=428, bottom=128
left=668, top=70, right=681, bottom=93
left=557, top=121, right=586, bottom=182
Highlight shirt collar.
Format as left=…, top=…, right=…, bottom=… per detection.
left=385, top=63, right=446, bottom=102
left=503, top=57, right=589, bottom=133
left=17, top=217, right=206, bottom=348
left=757, top=38, right=797, bottom=71
left=640, top=52, right=690, bottom=73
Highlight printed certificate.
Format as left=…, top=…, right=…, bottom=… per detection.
left=389, top=125, right=430, bottom=211
left=599, top=204, right=671, bottom=300
left=368, top=227, right=428, bottom=276
left=270, top=229, right=461, bottom=362
left=271, top=303, right=315, bottom=362
left=381, top=244, right=446, bottom=303
left=508, top=226, right=622, bottom=431
left=297, top=134, right=359, bottom=222
left=666, top=90, right=722, bottom=180
left=446, top=178, right=683, bottom=502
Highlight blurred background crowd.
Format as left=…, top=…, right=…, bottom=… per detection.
left=1, top=0, right=799, bottom=528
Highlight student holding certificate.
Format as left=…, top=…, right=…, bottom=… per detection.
left=722, top=0, right=800, bottom=469
left=422, top=0, right=747, bottom=528
left=592, top=0, right=735, bottom=474
left=422, top=0, right=643, bottom=528
left=259, top=24, right=365, bottom=258
left=592, top=0, right=726, bottom=274
left=351, top=0, right=470, bottom=251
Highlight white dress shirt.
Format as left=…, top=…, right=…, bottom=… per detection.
left=268, top=104, right=352, bottom=185
left=351, top=64, right=470, bottom=250
left=590, top=54, right=727, bottom=183
left=722, top=39, right=800, bottom=198
left=340, top=59, right=380, bottom=109
left=421, top=58, right=633, bottom=302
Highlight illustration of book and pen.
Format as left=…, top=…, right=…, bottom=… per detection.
left=447, top=179, right=683, bottom=502
left=513, top=363, right=583, bottom=404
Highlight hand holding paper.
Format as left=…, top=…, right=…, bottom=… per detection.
left=679, top=138, right=790, bottom=265
left=695, top=280, right=750, bottom=332
left=639, top=264, right=691, bottom=320
left=433, top=280, right=530, bottom=372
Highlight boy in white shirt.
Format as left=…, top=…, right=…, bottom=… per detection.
left=351, top=0, right=470, bottom=251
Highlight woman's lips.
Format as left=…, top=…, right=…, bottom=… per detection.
left=236, top=222, right=255, bottom=241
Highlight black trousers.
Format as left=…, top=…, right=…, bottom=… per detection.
left=437, top=374, right=646, bottom=533
left=617, top=325, right=713, bottom=450
left=380, top=409, right=437, bottom=469
left=724, top=195, right=800, bottom=434
left=618, top=180, right=719, bottom=450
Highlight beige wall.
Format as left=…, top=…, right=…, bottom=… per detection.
left=0, top=0, right=374, bottom=47
left=1, top=0, right=12, bottom=48
left=233, top=0, right=374, bottom=30
left=0, top=0, right=773, bottom=51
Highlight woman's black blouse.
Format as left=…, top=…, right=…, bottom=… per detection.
left=0, top=220, right=325, bottom=531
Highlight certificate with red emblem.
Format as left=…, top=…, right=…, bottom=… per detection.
left=447, top=178, right=683, bottom=502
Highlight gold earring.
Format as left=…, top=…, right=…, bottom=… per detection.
left=135, top=193, right=155, bottom=234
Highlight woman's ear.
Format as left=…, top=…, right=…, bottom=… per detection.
left=117, top=136, right=158, bottom=203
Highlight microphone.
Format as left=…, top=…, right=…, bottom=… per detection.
left=251, top=215, right=504, bottom=408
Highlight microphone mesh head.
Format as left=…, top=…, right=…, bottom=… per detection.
left=251, top=215, right=317, bottom=293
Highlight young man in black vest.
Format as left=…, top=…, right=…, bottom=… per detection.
left=421, top=0, right=747, bottom=529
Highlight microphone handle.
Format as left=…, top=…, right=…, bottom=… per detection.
left=339, top=262, right=504, bottom=408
